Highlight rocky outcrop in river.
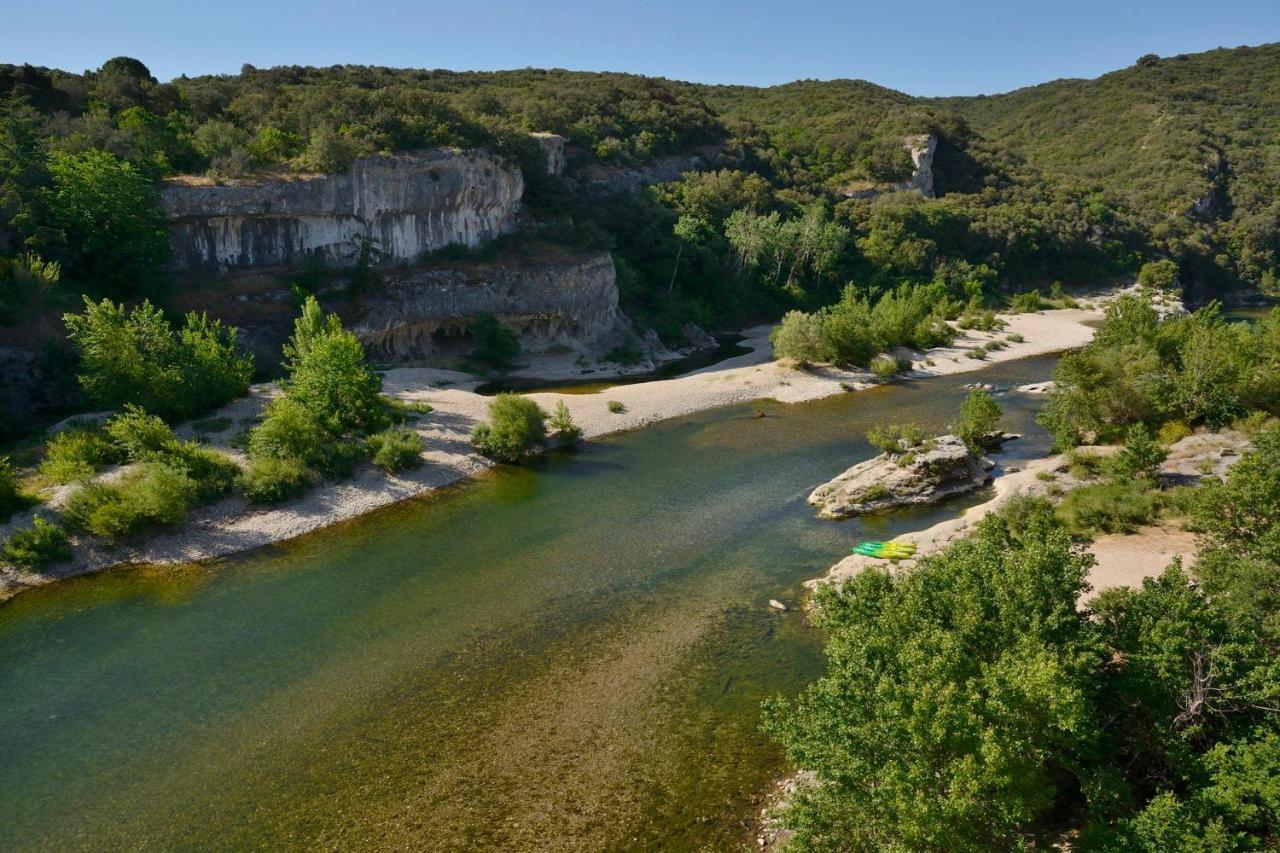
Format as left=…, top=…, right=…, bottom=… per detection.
left=160, top=150, right=523, bottom=271
left=807, top=434, right=994, bottom=519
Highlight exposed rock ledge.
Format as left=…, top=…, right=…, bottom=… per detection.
left=160, top=149, right=523, bottom=271
left=807, top=435, right=994, bottom=519
left=351, top=251, right=630, bottom=359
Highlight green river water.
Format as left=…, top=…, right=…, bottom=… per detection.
left=0, top=356, right=1059, bottom=851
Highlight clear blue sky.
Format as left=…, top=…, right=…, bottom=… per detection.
left=4, top=0, right=1280, bottom=95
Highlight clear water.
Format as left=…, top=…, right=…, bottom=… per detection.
left=0, top=356, right=1058, bottom=851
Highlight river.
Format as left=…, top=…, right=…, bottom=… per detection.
left=0, top=355, right=1059, bottom=851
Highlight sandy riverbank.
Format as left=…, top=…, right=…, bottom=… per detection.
left=1, top=301, right=1108, bottom=600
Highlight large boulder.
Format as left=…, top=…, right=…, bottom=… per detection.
left=808, top=434, right=994, bottom=519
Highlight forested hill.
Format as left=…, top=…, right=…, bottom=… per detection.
left=1, top=45, right=1278, bottom=364
left=939, top=44, right=1280, bottom=291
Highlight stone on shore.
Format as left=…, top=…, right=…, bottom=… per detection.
left=808, top=434, right=994, bottom=519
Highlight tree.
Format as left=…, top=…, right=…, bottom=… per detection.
left=954, top=389, right=1002, bottom=450
left=63, top=297, right=252, bottom=421
left=1138, top=259, right=1180, bottom=291
left=763, top=509, right=1097, bottom=850
left=1113, top=422, right=1167, bottom=481
left=0, top=93, right=51, bottom=250
left=278, top=296, right=384, bottom=436
left=38, top=149, right=168, bottom=297
left=471, top=393, right=547, bottom=463
left=469, top=313, right=520, bottom=368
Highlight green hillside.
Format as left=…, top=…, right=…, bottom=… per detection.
left=1, top=44, right=1277, bottom=355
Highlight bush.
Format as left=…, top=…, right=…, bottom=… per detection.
left=607, top=399, right=626, bottom=414
left=0, top=456, right=33, bottom=521
left=771, top=310, right=826, bottom=364
left=104, top=406, right=238, bottom=502
left=1137, top=259, right=1179, bottom=292
left=63, top=298, right=253, bottom=421
left=1065, top=449, right=1108, bottom=479
left=954, top=390, right=1002, bottom=450
left=1112, top=422, right=1167, bottom=481
left=866, top=422, right=926, bottom=454
left=1055, top=479, right=1161, bottom=535
left=1008, top=289, right=1044, bottom=313
left=469, top=313, right=520, bottom=368
left=471, top=394, right=547, bottom=463
left=63, top=463, right=198, bottom=539
left=39, top=426, right=123, bottom=483
left=366, top=427, right=425, bottom=472
left=966, top=348, right=987, bottom=360
left=549, top=400, right=583, bottom=442
left=2, top=517, right=71, bottom=569
left=240, top=456, right=312, bottom=503
left=1006, top=333, right=1025, bottom=343
left=169, top=441, right=241, bottom=502
left=248, top=397, right=333, bottom=467
left=869, top=354, right=904, bottom=379
left=1157, top=420, right=1192, bottom=446
left=105, top=405, right=177, bottom=460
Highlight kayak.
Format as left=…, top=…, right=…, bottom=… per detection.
left=852, top=540, right=917, bottom=559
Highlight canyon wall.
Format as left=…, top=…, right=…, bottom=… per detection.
left=160, top=150, right=523, bottom=271
left=351, top=251, right=629, bottom=358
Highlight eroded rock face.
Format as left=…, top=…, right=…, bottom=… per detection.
left=904, top=134, right=936, bottom=198
left=530, top=132, right=566, bottom=176
left=808, top=434, right=993, bottom=519
left=160, top=150, right=523, bottom=271
left=351, top=251, right=628, bottom=358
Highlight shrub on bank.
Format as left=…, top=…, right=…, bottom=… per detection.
left=869, top=354, right=906, bottom=379
left=471, top=394, right=548, bottom=463
left=366, top=427, right=425, bottom=472
left=0, top=456, right=34, bottom=521
left=549, top=401, right=583, bottom=442
left=39, top=426, right=123, bottom=484
left=63, top=298, right=253, bottom=422
left=1, top=517, right=71, bottom=569
left=63, top=463, right=198, bottom=539
left=240, top=456, right=313, bottom=504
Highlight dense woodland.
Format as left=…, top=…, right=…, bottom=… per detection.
left=4, top=45, right=1278, bottom=356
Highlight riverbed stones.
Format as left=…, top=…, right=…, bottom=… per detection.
left=807, top=434, right=994, bottom=519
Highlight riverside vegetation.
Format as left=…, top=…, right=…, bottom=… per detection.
left=6, top=46, right=1280, bottom=439
left=766, top=298, right=1280, bottom=850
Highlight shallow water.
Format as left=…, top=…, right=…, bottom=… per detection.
left=0, top=356, right=1058, bottom=851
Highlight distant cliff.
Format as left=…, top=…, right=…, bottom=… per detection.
left=160, top=150, right=523, bottom=271
left=352, top=251, right=628, bottom=359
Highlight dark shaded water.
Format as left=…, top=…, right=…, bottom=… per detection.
left=474, top=335, right=753, bottom=396
left=0, top=356, right=1058, bottom=851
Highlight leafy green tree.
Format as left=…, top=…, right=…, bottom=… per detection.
left=63, top=298, right=252, bottom=421
left=471, top=393, right=547, bottom=463
left=1138, top=259, right=1180, bottom=291
left=1113, top=422, right=1167, bottom=481
left=38, top=149, right=168, bottom=296
left=468, top=313, right=520, bottom=368
left=763, top=509, right=1097, bottom=850
left=278, top=296, right=384, bottom=436
left=954, top=389, right=1002, bottom=450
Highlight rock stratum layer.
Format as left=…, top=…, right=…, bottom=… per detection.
left=808, top=434, right=993, bottom=519
left=352, top=251, right=628, bottom=358
left=160, top=150, right=523, bottom=271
